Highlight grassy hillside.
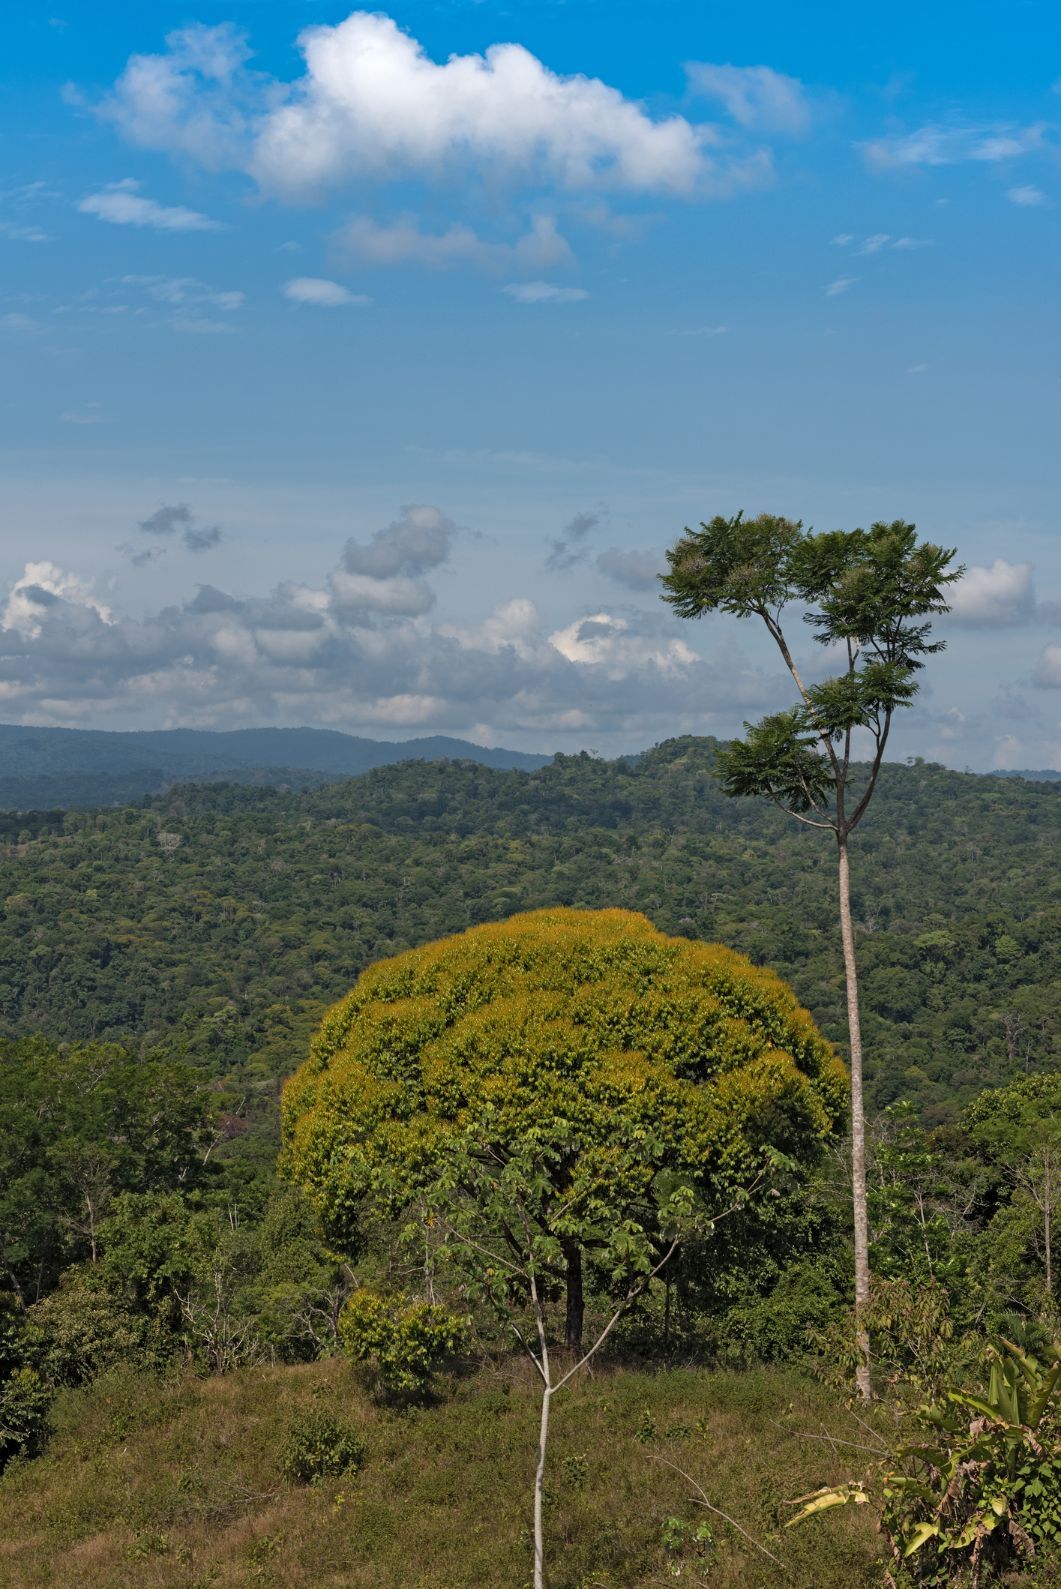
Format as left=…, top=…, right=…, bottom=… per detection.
left=0, top=1358, right=883, bottom=1588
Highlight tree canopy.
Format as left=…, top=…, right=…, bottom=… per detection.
left=0, top=1037, right=205, bottom=1303
left=282, top=908, right=847, bottom=1341
left=0, top=742, right=1055, bottom=1123
left=661, top=515, right=961, bottom=832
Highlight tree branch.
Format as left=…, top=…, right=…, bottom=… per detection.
left=652, top=1455, right=787, bottom=1568
left=435, top=1218, right=525, bottom=1278
left=510, top=1320, right=547, bottom=1383
left=848, top=709, right=894, bottom=831
left=552, top=1234, right=683, bottom=1392
left=759, top=607, right=842, bottom=782
left=776, top=804, right=838, bottom=833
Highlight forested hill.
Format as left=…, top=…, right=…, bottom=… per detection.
left=0, top=737, right=1056, bottom=1121
left=0, top=723, right=550, bottom=809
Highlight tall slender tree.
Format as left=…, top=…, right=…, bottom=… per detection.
left=660, top=513, right=961, bottom=1399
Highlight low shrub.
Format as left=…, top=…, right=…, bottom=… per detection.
left=277, top=1408, right=366, bottom=1486
left=339, top=1290, right=467, bottom=1397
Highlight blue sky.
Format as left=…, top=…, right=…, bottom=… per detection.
left=1, top=1, right=1059, bottom=767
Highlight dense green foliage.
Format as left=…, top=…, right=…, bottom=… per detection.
left=285, top=909, right=844, bottom=1356
left=0, top=1035, right=350, bottom=1464
left=885, top=1338, right=1061, bottom=1583
left=0, top=742, right=1056, bottom=1583
left=0, top=741, right=1055, bottom=1122
left=339, top=1292, right=468, bottom=1397
left=277, top=1407, right=367, bottom=1486
left=0, top=1037, right=206, bottom=1303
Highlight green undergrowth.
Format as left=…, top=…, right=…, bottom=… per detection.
left=0, top=1357, right=884, bottom=1588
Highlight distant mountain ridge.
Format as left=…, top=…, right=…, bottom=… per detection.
left=997, top=768, right=1061, bottom=782
left=0, top=724, right=551, bottom=810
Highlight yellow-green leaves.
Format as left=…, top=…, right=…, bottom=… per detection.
left=786, top=1481, right=870, bottom=1525
left=282, top=909, right=845, bottom=1278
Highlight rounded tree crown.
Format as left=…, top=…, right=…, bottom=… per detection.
left=282, top=910, right=846, bottom=1244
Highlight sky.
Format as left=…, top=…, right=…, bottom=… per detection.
left=1, top=0, right=1059, bottom=769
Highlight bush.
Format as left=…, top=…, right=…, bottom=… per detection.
left=277, top=1409, right=365, bottom=1485
left=0, top=1366, right=52, bottom=1465
left=808, top=1276, right=973, bottom=1401
left=709, top=1261, right=843, bottom=1367
left=790, top=1336, right=1061, bottom=1585
left=339, top=1290, right=467, bottom=1397
left=26, top=1270, right=155, bottom=1388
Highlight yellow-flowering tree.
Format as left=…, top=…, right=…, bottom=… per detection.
left=283, top=908, right=845, bottom=1587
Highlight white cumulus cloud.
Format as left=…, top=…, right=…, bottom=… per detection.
left=441, top=598, right=542, bottom=660
left=283, top=276, right=369, bottom=307
left=1, top=562, right=113, bottom=639
left=77, top=179, right=222, bottom=232
left=98, top=13, right=771, bottom=201
left=0, top=523, right=784, bottom=749
left=686, top=63, right=812, bottom=135
left=949, top=559, right=1035, bottom=626
left=549, top=611, right=696, bottom=673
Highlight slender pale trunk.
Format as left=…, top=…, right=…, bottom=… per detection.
left=534, top=1383, right=551, bottom=1589
left=1046, top=1200, right=1052, bottom=1301
left=530, top=1271, right=552, bottom=1589
left=838, top=833, right=872, bottom=1401
left=515, top=1233, right=684, bottom=1587
left=1044, top=1154, right=1053, bottom=1300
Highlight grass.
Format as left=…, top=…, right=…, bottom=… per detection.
left=0, top=1356, right=885, bottom=1588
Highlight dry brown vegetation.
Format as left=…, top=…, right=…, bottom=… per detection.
left=0, top=1356, right=883, bottom=1587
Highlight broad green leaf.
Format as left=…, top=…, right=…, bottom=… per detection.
left=903, top=1521, right=941, bottom=1556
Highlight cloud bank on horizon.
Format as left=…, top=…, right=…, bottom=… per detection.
left=0, top=506, right=767, bottom=746
left=1, top=519, right=1058, bottom=768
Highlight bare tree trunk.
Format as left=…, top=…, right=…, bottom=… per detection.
left=838, top=834, right=872, bottom=1401
left=534, top=1384, right=551, bottom=1589
left=1046, top=1199, right=1052, bottom=1301
left=516, top=1234, right=686, bottom=1589
left=530, top=1271, right=551, bottom=1589
left=562, top=1238, right=584, bottom=1352
left=1044, top=1152, right=1053, bottom=1301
